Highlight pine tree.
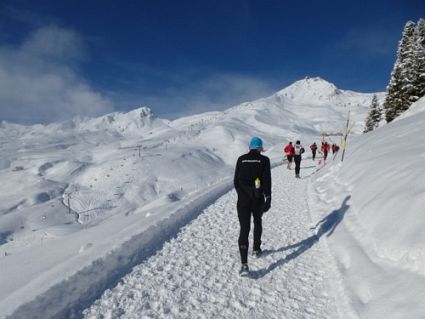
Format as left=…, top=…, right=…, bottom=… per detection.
left=384, top=21, right=416, bottom=122
left=383, top=65, right=402, bottom=122
left=399, top=23, right=417, bottom=106
left=364, top=94, right=382, bottom=133
left=412, top=18, right=425, bottom=102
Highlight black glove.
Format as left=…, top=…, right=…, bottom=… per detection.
left=263, top=196, right=271, bottom=212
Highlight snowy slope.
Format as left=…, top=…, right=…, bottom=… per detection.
left=309, top=96, right=425, bottom=318
left=0, top=77, right=381, bottom=318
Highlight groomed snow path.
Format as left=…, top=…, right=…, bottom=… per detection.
left=84, top=161, right=352, bottom=319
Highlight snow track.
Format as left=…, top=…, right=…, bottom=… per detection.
left=84, top=161, right=352, bottom=319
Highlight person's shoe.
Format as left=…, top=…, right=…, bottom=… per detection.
left=239, top=263, right=249, bottom=276
left=252, top=249, right=262, bottom=258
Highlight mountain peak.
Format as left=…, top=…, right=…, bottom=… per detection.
left=71, top=106, right=164, bottom=134
left=274, top=77, right=345, bottom=105
left=124, top=106, right=154, bottom=120
left=280, top=77, right=338, bottom=93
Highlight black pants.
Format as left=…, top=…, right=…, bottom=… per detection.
left=312, top=151, right=316, bottom=160
left=294, top=155, right=302, bottom=176
left=237, top=195, right=264, bottom=264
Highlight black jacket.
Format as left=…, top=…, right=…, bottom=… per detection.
left=234, top=150, right=271, bottom=198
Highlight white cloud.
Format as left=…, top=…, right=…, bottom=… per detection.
left=0, top=25, right=114, bottom=124
left=108, top=67, right=275, bottom=119
left=176, top=73, right=274, bottom=114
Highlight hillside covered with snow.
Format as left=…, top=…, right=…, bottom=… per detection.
left=309, top=96, right=425, bottom=318
left=1, top=78, right=423, bottom=319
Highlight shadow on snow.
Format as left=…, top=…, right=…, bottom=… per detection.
left=250, top=195, right=351, bottom=279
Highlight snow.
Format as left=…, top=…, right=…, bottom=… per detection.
left=84, top=163, right=354, bottom=319
left=0, top=77, right=424, bottom=319
left=308, top=96, right=425, bottom=318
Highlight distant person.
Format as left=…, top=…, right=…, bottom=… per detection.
left=310, top=142, right=318, bottom=160
left=284, top=142, right=295, bottom=169
left=234, top=137, right=272, bottom=276
left=321, top=142, right=330, bottom=160
left=332, top=143, right=340, bottom=154
left=293, top=140, right=305, bottom=178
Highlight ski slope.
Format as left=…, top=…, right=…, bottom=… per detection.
left=83, top=161, right=355, bottom=319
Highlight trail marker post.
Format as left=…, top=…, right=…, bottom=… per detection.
left=341, top=111, right=352, bottom=162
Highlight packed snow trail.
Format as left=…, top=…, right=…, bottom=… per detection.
left=84, top=160, right=353, bottom=319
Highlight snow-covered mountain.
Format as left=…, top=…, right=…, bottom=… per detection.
left=4, top=77, right=422, bottom=319
left=72, top=106, right=169, bottom=134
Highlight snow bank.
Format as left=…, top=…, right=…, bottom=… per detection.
left=309, top=96, right=425, bottom=318
left=3, top=179, right=234, bottom=319
left=341, top=97, right=425, bottom=268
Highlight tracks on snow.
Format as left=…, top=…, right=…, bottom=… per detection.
left=84, top=161, right=349, bottom=319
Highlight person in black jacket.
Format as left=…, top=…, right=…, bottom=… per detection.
left=234, top=137, right=272, bottom=275
left=293, top=140, right=305, bottom=178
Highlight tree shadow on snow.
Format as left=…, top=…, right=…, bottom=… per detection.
left=250, top=195, right=351, bottom=279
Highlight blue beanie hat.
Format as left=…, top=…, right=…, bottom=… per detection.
left=249, top=137, right=263, bottom=150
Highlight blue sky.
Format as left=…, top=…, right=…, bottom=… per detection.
left=0, top=0, right=424, bottom=123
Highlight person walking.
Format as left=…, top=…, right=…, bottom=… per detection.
left=234, top=137, right=272, bottom=276
left=284, top=142, right=295, bottom=169
left=321, top=142, right=330, bottom=160
left=293, top=140, right=305, bottom=178
left=310, top=142, right=318, bottom=160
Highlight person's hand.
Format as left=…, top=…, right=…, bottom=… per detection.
left=263, top=196, right=271, bottom=212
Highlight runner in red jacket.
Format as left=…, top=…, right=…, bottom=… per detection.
left=321, top=142, right=330, bottom=160
left=284, top=142, right=295, bottom=169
